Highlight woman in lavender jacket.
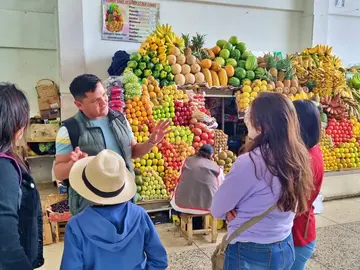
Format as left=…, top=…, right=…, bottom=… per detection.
left=211, top=92, right=314, bottom=270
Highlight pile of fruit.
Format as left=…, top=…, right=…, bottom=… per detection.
left=135, top=168, right=168, bottom=201
left=132, top=146, right=165, bottom=176
left=214, top=150, right=237, bottom=174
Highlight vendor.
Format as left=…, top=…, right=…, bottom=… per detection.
left=170, top=144, right=224, bottom=215
left=54, top=74, right=170, bottom=215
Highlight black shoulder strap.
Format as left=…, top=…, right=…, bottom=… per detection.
left=63, top=117, right=80, bottom=150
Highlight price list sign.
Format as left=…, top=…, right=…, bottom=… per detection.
left=102, top=0, right=159, bottom=43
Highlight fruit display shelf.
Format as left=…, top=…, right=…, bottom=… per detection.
left=119, top=23, right=360, bottom=205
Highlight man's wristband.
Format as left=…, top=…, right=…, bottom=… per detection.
left=147, top=140, right=156, bottom=146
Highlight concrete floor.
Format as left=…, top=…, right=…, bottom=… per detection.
left=39, top=198, right=360, bottom=270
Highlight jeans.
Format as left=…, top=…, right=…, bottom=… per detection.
left=291, top=240, right=316, bottom=270
left=224, top=234, right=295, bottom=270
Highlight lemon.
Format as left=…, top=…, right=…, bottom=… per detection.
left=244, top=80, right=251, bottom=86
left=266, top=84, right=274, bottom=91
left=251, top=92, right=258, bottom=98
left=253, top=86, right=260, bottom=92
left=242, top=92, right=250, bottom=98
left=243, top=85, right=252, bottom=93
left=249, top=97, right=255, bottom=102
left=243, top=98, right=250, bottom=104
left=260, top=85, right=268, bottom=91
left=261, top=80, right=268, bottom=86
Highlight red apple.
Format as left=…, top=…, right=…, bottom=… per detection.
left=193, top=128, right=202, bottom=136
left=200, top=133, right=209, bottom=140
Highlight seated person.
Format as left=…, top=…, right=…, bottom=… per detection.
left=61, top=150, right=168, bottom=270
left=170, top=144, right=224, bottom=215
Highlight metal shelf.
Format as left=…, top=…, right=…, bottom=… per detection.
left=26, top=155, right=55, bottom=160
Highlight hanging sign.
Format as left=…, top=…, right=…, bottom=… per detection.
left=101, top=0, right=160, bottom=43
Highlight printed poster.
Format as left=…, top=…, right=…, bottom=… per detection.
left=102, top=0, right=160, bottom=43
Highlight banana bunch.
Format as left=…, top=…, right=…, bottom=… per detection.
left=152, top=24, right=185, bottom=50
left=153, top=24, right=173, bottom=39
left=302, top=44, right=333, bottom=56
left=343, top=90, right=360, bottom=120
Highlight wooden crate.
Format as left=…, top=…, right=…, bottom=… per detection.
left=43, top=222, right=53, bottom=246
left=51, top=220, right=67, bottom=243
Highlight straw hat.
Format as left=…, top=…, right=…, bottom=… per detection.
left=69, top=150, right=136, bottom=205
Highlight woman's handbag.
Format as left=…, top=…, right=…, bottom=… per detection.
left=211, top=204, right=277, bottom=270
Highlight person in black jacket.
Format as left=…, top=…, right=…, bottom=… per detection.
left=0, top=83, right=44, bottom=269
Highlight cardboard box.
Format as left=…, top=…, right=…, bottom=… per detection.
left=36, top=79, right=61, bottom=111
left=27, top=124, right=59, bottom=142
left=43, top=222, right=53, bottom=245
left=40, top=109, right=61, bottom=120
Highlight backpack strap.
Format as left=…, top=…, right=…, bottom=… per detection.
left=63, top=117, right=80, bottom=150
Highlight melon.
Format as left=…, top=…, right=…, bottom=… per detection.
left=241, top=51, right=253, bottom=61
left=246, top=70, right=255, bottom=80
left=234, top=67, right=246, bottom=79
left=185, top=73, right=195, bottom=84
left=181, top=64, right=191, bottom=75
left=170, top=47, right=181, bottom=57
left=228, top=77, right=240, bottom=87
left=245, top=56, right=258, bottom=71
left=167, top=55, right=176, bottom=65
left=236, top=42, right=247, bottom=54
left=214, top=57, right=225, bottom=67
left=191, top=64, right=201, bottom=74
left=230, top=49, right=241, bottom=61
left=238, top=60, right=246, bottom=69
left=175, top=73, right=185, bottom=86
left=177, top=55, right=186, bottom=65
left=171, top=64, right=182, bottom=75
left=225, top=58, right=237, bottom=68
left=186, top=55, right=197, bottom=65
left=195, top=72, right=205, bottom=83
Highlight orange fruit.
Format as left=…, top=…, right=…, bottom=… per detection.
left=153, top=80, right=159, bottom=87
left=135, top=106, right=140, bottom=111
left=137, top=101, right=143, bottom=106
left=154, top=86, right=160, bottom=93
left=148, top=115, right=154, bottom=120
left=145, top=103, right=151, bottom=109
left=126, top=114, right=131, bottom=120
left=141, top=111, right=147, bottom=117
left=127, top=104, right=132, bottom=109
left=132, top=101, right=137, bottom=107
left=130, top=108, right=135, bottom=113
left=125, top=109, right=130, bottom=114
left=148, top=76, right=155, bottom=82
left=138, top=116, right=144, bottom=122
left=136, top=111, right=141, bottom=117
left=133, top=96, right=140, bottom=102
left=150, top=92, right=156, bottom=99
left=157, top=92, right=163, bottom=98
left=142, top=84, right=148, bottom=91
left=132, top=113, right=136, bottom=118
left=148, top=85, right=154, bottom=92
left=146, top=109, right=152, bottom=115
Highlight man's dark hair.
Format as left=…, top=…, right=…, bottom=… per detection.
left=69, top=74, right=102, bottom=100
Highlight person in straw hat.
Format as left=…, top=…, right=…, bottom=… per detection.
left=60, top=150, right=168, bottom=270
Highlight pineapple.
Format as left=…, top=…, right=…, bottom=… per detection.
left=182, top=33, right=192, bottom=56
left=266, top=54, right=278, bottom=79
left=191, top=33, right=208, bottom=61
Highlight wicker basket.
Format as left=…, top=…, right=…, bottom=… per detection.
left=35, top=79, right=60, bottom=111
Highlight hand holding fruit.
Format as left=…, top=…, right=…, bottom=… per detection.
left=149, top=119, right=171, bottom=145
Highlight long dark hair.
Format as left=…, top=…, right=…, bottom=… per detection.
left=0, top=83, right=30, bottom=166
left=293, top=100, right=321, bottom=149
left=244, top=92, right=313, bottom=214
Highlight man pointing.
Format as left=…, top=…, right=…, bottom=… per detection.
left=54, top=74, right=170, bottom=215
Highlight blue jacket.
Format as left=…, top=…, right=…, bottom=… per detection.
left=60, top=202, right=168, bottom=270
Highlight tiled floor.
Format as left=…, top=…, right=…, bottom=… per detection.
left=40, top=198, right=360, bottom=269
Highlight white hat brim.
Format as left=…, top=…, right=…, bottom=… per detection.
left=69, top=156, right=137, bottom=205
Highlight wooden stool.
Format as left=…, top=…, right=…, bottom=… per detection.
left=179, top=213, right=218, bottom=245
left=51, top=220, right=67, bottom=243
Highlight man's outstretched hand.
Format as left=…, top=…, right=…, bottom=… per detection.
left=69, top=147, right=88, bottom=163
left=149, top=119, right=171, bottom=145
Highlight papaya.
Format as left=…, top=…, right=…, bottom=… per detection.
left=206, top=48, right=215, bottom=60
left=225, top=65, right=235, bottom=77
left=211, top=61, right=222, bottom=72
left=212, top=46, right=221, bottom=56
left=218, top=69, right=228, bottom=86
left=202, top=68, right=213, bottom=87
left=200, top=59, right=212, bottom=69
left=210, top=70, right=220, bottom=87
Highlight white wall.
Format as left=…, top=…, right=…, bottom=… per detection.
left=58, top=0, right=306, bottom=90
left=0, top=0, right=58, bottom=116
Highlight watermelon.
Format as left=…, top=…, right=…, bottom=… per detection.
left=254, top=67, right=265, bottom=78
left=223, top=42, right=233, bottom=51
left=241, top=51, right=253, bottom=61
left=230, top=49, right=241, bottom=61
left=236, top=42, right=247, bottom=54
left=229, top=77, right=241, bottom=87
left=245, top=56, right=258, bottom=71
left=246, top=70, right=255, bottom=80
left=234, top=67, right=246, bottom=79
left=238, top=60, right=246, bottom=69
left=226, top=58, right=237, bottom=68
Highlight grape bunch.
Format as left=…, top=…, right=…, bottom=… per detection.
left=51, top=199, right=69, bottom=213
